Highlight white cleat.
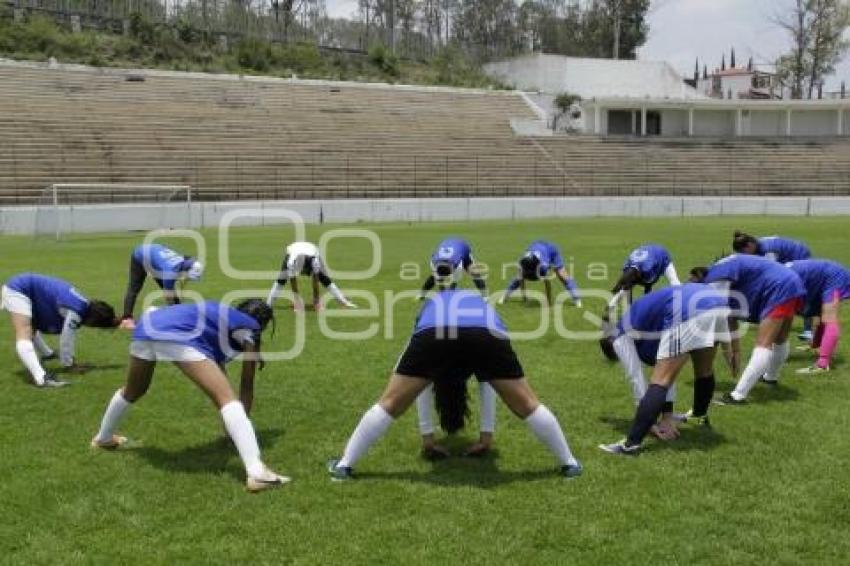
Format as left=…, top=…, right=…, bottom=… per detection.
left=90, top=435, right=129, bottom=450
left=246, top=466, right=291, bottom=493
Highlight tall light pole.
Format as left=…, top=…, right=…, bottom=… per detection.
left=612, top=0, right=622, bottom=59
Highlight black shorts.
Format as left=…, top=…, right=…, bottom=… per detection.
left=394, top=327, right=524, bottom=382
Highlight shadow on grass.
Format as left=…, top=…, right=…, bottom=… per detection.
left=53, top=363, right=125, bottom=376
left=747, top=383, right=800, bottom=404
left=130, top=428, right=284, bottom=482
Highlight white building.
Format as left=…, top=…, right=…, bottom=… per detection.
left=696, top=65, right=783, bottom=100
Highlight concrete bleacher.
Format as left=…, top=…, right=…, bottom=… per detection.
left=1, top=60, right=849, bottom=205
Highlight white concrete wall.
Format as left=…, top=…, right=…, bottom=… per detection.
left=661, top=109, right=689, bottom=137
left=4, top=197, right=850, bottom=235
left=748, top=110, right=786, bottom=137
left=693, top=110, right=735, bottom=137
left=792, top=110, right=837, bottom=136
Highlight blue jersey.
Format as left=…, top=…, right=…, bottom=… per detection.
left=132, top=244, right=192, bottom=290
left=133, top=301, right=260, bottom=364
left=431, top=238, right=473, bottom=268
left=525, top=240, right=564, bottom=276
left=414, top=290, right=507, bottom=335
left=623, top=244, right=671, bottom=285
left=757, top=237, right=811, bottom=263
left=616, top=283, right=727, bottom=365
left=704, top=255, right=805, bottom=323
left=787, top=259, right=850, bottom=315
left=6, top=273, right=89, bottom=334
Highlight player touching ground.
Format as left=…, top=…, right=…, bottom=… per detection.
left=91, top=299, right=289, bottom=492
left=694, top=255, right=806, bottom=404
left=266, top=241, right=356, bottom=310
left=415, top=377, right=496, bottom=459
left=119, top=243, right=204, bottom=329
left=599, top=283, right=730, bottom=455
left=500, top=240, right=581, bottom=307
left=787, top=259, right=850, bottom=374
left=328, top=290, right=582, bottom=480
left=608, top=244, right=680, bottom=310
left=1, top=273, right=117, bottom=387
left=419, top=238, right=486, bottom=298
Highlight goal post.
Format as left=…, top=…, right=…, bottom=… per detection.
left=35, top=183, right=193, bottom=241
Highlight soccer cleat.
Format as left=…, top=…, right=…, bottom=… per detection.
left=797, top=330, right=813, bottom=342
left=341, top=301, right=358, bottom=309
left=599, top=440, right=640, bottom=456
left=38, top=373, right=69, bottom=388
left=421, top=445, right=451, bottom=461
left=714, top=392, right=746, bottom=406
left=560, top=461, right=583, bottom=478
left=327, top=458, right=354, bottom=481
left=796, top=364, right=830, bottom=375
left=574, top=300, right=583, bottom=308
left=684, top=410, right=711, bottom=427
left=246, top=466, right=291, bottom=493
left=90, top=434, right=129, bottom=450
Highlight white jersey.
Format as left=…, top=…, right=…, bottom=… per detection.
left=282, top=241, right=324, bottom=278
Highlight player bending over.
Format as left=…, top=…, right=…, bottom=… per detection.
left=599, top=283, right=730, bottom=455
left=419, top=238, right=486, bottom=299
left=608, top=244, right=680, bottom=311
left=787, top=259, right=850, bottom=374
left=120, top=243, right=204, bottom=330
left=693, top=255, right=805, bottom=405
left=328, top=289, right=582, bottom=480
left=415, top=376, right=496, bottom=459
left=91, top=299, right=289, bottom=492
left=2, top=273, right=117, bottom=387
left=732, top=231, right=811, bottom=263
left=267, top=241, right=356, bottom=310
left=500, top=240, right=581, bottom=307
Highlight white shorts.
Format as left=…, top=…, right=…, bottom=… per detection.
left=1, top=286, right=32, bottom=317
left=657, top=309, right=731, bottom=360
left=129, top=341, right=208, bottom=362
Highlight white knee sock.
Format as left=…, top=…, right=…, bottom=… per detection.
left=339, top=404, right=394, bottom=468
left=327, top=283, right=351, bottom=305
left=764, top=341, right=790, bottom=382
left=524, top=405, right=578, bottom=467
left=220, top=401, right=265, bottom=478
left=732, top=346, right=773, bottom=401
left=95, top=389, right=132, bottom=443
left=32, top=332, right=54, bottom=357
left=16, top=340, right=46, bottom=385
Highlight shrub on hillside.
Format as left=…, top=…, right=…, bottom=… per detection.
left=368, top=43, right=399, bottom=77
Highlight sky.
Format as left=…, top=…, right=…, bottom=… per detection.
left=325, top=0, right=849, bottom=89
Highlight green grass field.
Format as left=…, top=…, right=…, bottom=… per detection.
left=1, top=217, right=849, bottom=565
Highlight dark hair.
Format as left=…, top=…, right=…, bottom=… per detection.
left=237, top=298, right=275, bottom=333
left=433, top=376, right=470, bottom=434
left=689, top=266, right=709, bottom=282
left=84, top=300, right=118, bottom=328
left=612, top=267, right=641, bottom=293
left=519, top=255, right=541, bottom=280
left=732, top=230, right=758, bottom=253
left=434, top=262, right=454, bottom=278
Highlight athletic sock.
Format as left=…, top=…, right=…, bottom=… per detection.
left=564, top=278, right=581, bottom=303
left=16, top=340, right=46, bottom=385
left=94, top=389, right=132, bottom=443
left=503, top=278, right=522, bottom=299
left=524, top=405, right=578, bottom=467
left=32, top=332, right=54, bottom=357
left=764, top=341, right=790, bottom=381
left=817, top=322, right=841, bottom=368
left=266, top=282, right=283, bottom=305
left=692, top=374, right=715, bottom=417
left=338, top=404, right=394, bottom=469
left=327, top=283, right=350, bottom=304
left=731, top=346, right=773, bottom=401
left=220, top=401, right=265, bottom=478
left=626, top=384, right=668, bottom=446
left=473, top=277, right=486, bottom=293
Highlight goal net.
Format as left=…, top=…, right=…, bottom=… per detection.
left=34, top=183, right=193, bottom=240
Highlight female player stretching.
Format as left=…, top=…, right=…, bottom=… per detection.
left=328, top=289, right=582, bottom=480
left=600, top=283, right=730, bottom=455
left=732, top=231, right=811, bottom=263
left=2, top=273, right=117, bottom=387
left=419, top=238, right=486, bottom=298
left=608, top=243, right=680, bottom=309
left=91, top=299, right=289, bottom=492
left=500, top=240, right=581, bottom=307
left=267, top=241, right=356, bottom=310
left=695, top=255, right=806, bottom=404
left=120, top=243, right=204, bottom=329
left=787, top=259, right=850, bottom=374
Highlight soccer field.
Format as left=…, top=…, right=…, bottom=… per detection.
left=1, top=216, right=849, bottom=564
